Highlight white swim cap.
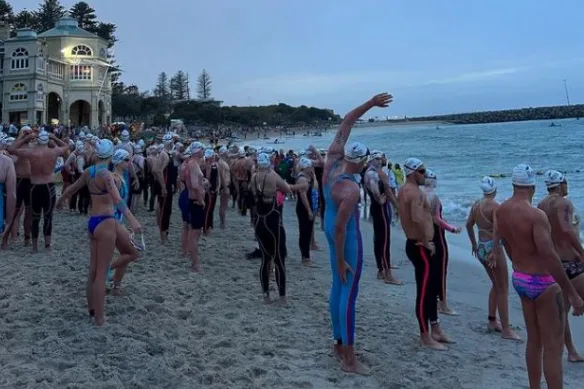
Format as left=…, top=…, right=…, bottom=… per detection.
left=96, top=139, right=114, bottom=159
left=204, top=148, right=215, bottom=159
left=112, top=149, right=130, bottom=165
left=138, top=139, right=145, bottom=147
left=4, top=137, right=15, bottom=146
left=75, top=140, right=85, bottom=152
left=424, top=169, right=437, bottom=188
left=189, top=142, right=204, bottom=155
left=238, top=148, right=246, bottom=157
left=21, top=126, right=32, bottom=133
left=133, top=144, right=143, bottom=153
left=37, top=130, right=50, bottom=145
left=370, top=150, right=384, bottom=160
left=512, top=164, right=536, bottom=187
left=344, top=141, right=370, bottom=163
left=544, top=169, right=566, bottom=188
left=298, top=157, right=312, bottom=169
left=162, top=133, right=173, bottom=144
left=480, top=176, right=497, bottom=194
left=404, top=157, right=424, bottom=176
left=120, top=130, right=130, bottom=141
left=299, top=149, right=307, bottom=157
left=219, top=146, right=227, bottom=154
left=79, top=131, right=86, bottom=139
left=257, top=153, right=271, bottom=168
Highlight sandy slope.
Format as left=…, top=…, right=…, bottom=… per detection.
left=0, top=198, right=583, bottom=389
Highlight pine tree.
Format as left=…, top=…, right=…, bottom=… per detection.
left=34, top=0, right=65, bottom=32
left=70, top=1, right=97, bottom=30
left=0, top=0, right=14, bottom=23
left=12, top=9, right=39, bottom=33
left=154, top=72, right=171, bottom=100
left=170, top=71, right=189, bottom=101
left=197, top=69, right=212, bottom=100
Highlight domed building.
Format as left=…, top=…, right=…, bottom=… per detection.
left=0, top=16, right=113, bottom=128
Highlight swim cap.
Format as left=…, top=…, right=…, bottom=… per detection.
left=370, top=150, right=384, bottom=160
left=75, top=140, right=85, bottom=152
left=96, top=139, right=114, bottom=159
left=120, top=130, right=130, bottom=141
left=298, top=157, right=312, bottom=169
left=425, top=169, right=437, bottom=188
left=257, top=153, right=271, bottom=168
left=237, top=148, right=246, bottom=157
left=79, top=131, right=86, bottom=140
left=204, top=148, right=214, bottom=159
left=162, top=133, right=173, bottom=144
left=21, top=126, right=32, bottom=133
left=133, top=144, right=143, bottom=153
left=138, top=139, right=145, bottom=147
left=299, top=149, right=307, bottom=157
left=344, top=141, right=370, bottom=163
left=3, top=137, right=14, bottom=146
left=189, top=142, right=204, bottom=155
left=512, top=164, right=536, bottom=187
left=37, top=130, right=50, bottom=145
left=112, top=149, right=130, bottom=165
left=219, top=146, right=227, bottom=154
left=404, top=157, right=424, bottom=176
left=544, top=169, right=566, bottom=188
left=480, top=176, right=497, bottom=194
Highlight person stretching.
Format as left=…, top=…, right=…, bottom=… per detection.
left=398, top=158, right=453, bottom=351
left=8, top=131, right=68, bottom=252
left=466, top=176, right=521, bottom=340
left=323, top=92, right=392, bottom=375
left=492, top=164, right=584, bottom=389
left=423, top=169, right=461, bottom=315
left=57, top=140, right=141, bottom=325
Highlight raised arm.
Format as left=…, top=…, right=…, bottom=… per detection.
left=326, top=93, right=393, bottom=158
left=8, top=133, right=35, bottom=157
left=49, top=133, right=69, bottom=156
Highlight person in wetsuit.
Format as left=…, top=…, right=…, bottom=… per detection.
left=295, top=157, right=317, bottom=267
left=57, top=139, right=141, bottom=326
left=250, top=152, right=296, bottom=305
left=323, top=93, right=392, bottom=376
left=203, top=148, right=220, bottom=234
left=423, top=169, right=461, bottom=316
left=364, top=150, right=401, bottom=285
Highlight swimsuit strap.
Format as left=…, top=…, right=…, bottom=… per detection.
left=476, top=199, right=494, bottom=236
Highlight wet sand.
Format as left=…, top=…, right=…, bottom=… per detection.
left=1, top=198, right=583, bottom=389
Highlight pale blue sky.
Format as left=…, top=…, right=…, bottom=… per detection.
left=15, top=0, right=584, bottom=116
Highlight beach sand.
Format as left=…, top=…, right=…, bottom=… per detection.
left=1, top=198, right=583, bottom=389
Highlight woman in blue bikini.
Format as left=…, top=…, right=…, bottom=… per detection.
left=57, top=140, right=142, bottom=326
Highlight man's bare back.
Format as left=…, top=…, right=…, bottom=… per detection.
left=538, top=195, right=581, bottom=261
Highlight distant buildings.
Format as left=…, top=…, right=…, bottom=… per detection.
left=0, top=16, right=112, bottom=127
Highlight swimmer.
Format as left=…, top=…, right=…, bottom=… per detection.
left=6, top=126, right=32, bottom=245
left=250, top=153, right=296, bottom=304
left=0, top=149, right=16, bottom=241
left=323, top=93, right=392, bottom=375
left=399, top=158, right=453, bottom=351
left=294, top=156, right=317, bottom=267
left=185, top=142, right=206, bottom=273
left=57, top=140, right=141, bottom=325
left=178, top=146, right=193, bottom=256
left=466, top=176, right=521, bottom=340
left=217, top=146, right=231, bottom=228
left=364, top=150, right=401, bottom=284
left=423, top=170, right=461, bottom=315
left=491, top=164, right=584, bottom=389
left=537, top=170, right=584, bottom=362
left=7, top=131, right=68, bottom=252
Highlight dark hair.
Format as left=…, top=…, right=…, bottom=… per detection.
left=395, top=164, right=401, bottom=169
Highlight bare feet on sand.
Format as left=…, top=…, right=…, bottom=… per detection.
left=487, top=321, right=503, bottom=333
left=383, top=271, right=403, bottom=285
left=311, top=244, right=321, bottom=251
left=341, top=358, right=371, bottom=376
left=438, top=303, right=458, bottom=316
left=420, top=336, right=448, bottom=351
left=274, top=296, right=290, bottom=307
left=501, top=328, right=522, bottom=341
left=191, top=263, right=202, bottom=273
left=432, top=330, right=455, bottom=344
left=301, top=259, right=318, bottom=268
left=568, top=352, right=584, bottom=363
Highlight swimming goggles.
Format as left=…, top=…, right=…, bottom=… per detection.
left=130, top=231, right=146, bottom=251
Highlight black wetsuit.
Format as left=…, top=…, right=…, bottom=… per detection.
left=295, top=173, right=314, bottom=259
left=254, top=173, right=286, bottom=297
left=367, top=168, right=393, bottom=272
left=157, top=151, right=177, bottom=233
left=203, top=162, right=219, bottom=231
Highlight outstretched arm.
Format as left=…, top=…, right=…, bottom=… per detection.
left=326, top=93, right=393, bottom=158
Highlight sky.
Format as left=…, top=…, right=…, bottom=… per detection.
left=14, top=0, right=584, bottom=116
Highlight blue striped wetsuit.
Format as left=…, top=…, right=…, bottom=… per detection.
left=323, top=165, right=363, bottom=346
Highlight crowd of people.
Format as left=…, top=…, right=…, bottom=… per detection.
left=1, top=92, right=584, bottom=388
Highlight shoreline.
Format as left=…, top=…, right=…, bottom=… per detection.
left=1, top=200, right=583, bottom=388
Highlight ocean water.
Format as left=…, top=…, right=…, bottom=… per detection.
left=257, top=118, right=584, bottom=252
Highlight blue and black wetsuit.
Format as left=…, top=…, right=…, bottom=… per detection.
left=323, top=163, right=363, bottom=346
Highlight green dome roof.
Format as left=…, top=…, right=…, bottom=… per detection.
left=38, top=16, right=102, bottom=39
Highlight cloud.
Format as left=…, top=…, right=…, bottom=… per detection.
left=421, top=68, right=522, bottom=86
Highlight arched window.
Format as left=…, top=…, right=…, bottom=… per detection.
left=10, top=83, right=28, bottom=101
left=71, top=45, right=93, bottom=57
left=11, top=47, right=29, bottom=70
